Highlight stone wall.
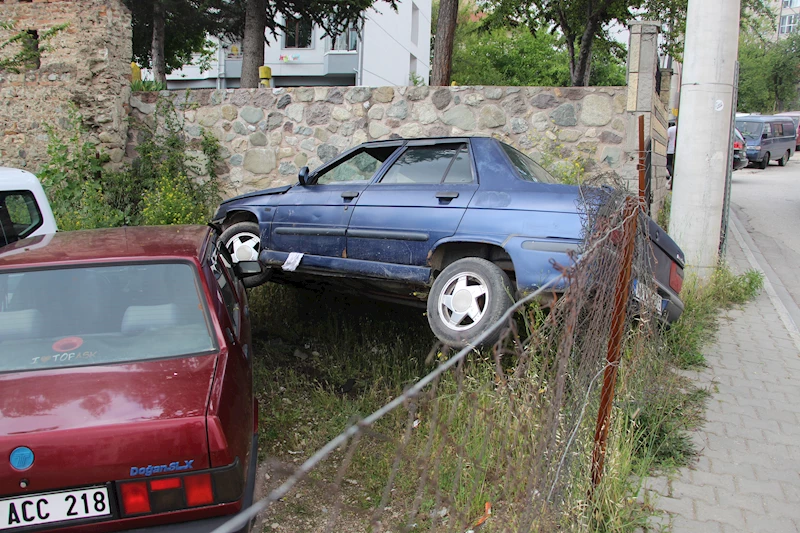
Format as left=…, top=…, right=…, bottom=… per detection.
left=0, top=0, right=132, bottom=170
left=129, top=85, right=634, bottom=198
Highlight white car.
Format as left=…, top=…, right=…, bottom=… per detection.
left=1, top=167, right=57, bottom=247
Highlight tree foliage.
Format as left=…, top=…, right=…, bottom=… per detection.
left=737, top=31, right=800, bottom=113
left=479, top=0, right=635, bottom=86
left=124, top=0, right=219, bottom=82
left=448, top=7, right=626, bottom=87
left=644, top=0, right=775, bottom=62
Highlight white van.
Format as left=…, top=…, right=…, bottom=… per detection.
left=0, top=167, right=57, bottom=247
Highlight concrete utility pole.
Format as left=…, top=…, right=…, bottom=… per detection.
left=669, top=0, right=741, bottom=278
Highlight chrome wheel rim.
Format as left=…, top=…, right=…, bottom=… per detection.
left=226, top=231, right=260, bottom=263
left=437, top=271, right=489, bottom=332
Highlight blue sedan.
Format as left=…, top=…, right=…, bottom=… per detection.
left=212, top=137, right=685, bottom=346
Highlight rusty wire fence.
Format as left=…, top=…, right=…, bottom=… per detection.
left=214, top=183, right=665, bottom=533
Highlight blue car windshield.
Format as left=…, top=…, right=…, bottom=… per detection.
left=0, top=262, right=217, bottom=373
left=735, top=120, right=763, bottom=138
left=500, top=142, right=559, bottom=184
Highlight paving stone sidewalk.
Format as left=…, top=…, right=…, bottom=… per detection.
left=643, top=235, right=800, bottom=532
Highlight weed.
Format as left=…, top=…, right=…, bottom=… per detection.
left=664, top=267, right=763, bottom=369
left=131, top=79, right=167, bottom=92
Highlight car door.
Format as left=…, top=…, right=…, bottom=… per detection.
left=270, top=144, right=401, bottom=257
left=346, top=140, right=478, bottom=266
left=205, top=239, right=253, bottom=468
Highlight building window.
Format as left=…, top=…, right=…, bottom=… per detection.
left=330, top=27, right=358, bottom=51
left=411, top=3, right=420, bottom=46
left=781, top=14, right=798, bottom=34
left=784, top=0, right=800, bottom=8
left=285, top=18, right=312, bottom=48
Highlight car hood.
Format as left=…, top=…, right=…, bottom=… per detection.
left=0, top=355, right=217, bottom=495
left=219, top=184, right=293, bottom=206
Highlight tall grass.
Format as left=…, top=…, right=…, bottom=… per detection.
left=245, top=265, right=763, bottom=532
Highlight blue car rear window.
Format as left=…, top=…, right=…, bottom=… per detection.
left=500, top=142, right=559, bottom=184
left=0, top=262, right=217, bottom=373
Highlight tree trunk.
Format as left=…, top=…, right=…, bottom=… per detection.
left=241, top=0, right=267, bottom=88
left=151, top=1, right=167, bottom=85
left=431, top=0, right=458, bottom=86
left=570, top=21, right=596, bottom=86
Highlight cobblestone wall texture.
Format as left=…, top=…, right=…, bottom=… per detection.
left=0, top=0, right=132, bottom=170
left=130, top=85, right=635, bottom=198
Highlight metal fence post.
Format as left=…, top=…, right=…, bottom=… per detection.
left=590, top=198, right=638, bottom=492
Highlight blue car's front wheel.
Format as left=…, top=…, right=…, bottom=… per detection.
left=221, top=221, right=272, bottom=289
left=427, top=257, right=514, bottom=348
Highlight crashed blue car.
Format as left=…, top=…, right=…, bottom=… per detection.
left=212, top=137, right=685, bottom=346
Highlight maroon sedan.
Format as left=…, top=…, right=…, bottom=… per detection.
left=0, top=226, right=258, bottom=532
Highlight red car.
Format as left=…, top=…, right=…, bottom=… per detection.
left=0, top=226, right=259, bottom=532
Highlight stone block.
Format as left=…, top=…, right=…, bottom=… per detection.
left=432, top=88, right=452, bottom=110
left=249, top=131, right=267, bottom=147
left=240, top=106, right=264, bottom=124
left=442, top=105, right=476, bottom=131
left=386, top=100, right=409, bottom=119
left=373, top=87, right=395, bottom=103
left=478, top=105, right=506, bottom=128
left=406, top=86, right=429, bottom=101
left=369, top=121, right=391, bottom=138
left=306, top=103, right=332, bottom=126
left=580, top=94, right=613, bottom=126
left=558, top=129, right=582, bottom=142
left=550, top=103, right=577, bottom=127
left=243, top=149, right=276, bottom=174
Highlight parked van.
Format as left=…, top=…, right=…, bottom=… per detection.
left=734, top=115, right=796, bottom=169
left=776, top=111, right=800, bottom=151
left=0, top=167, right=57, bottom=247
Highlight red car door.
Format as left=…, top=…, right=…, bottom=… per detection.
left=203, top=239, right=254, bottom=471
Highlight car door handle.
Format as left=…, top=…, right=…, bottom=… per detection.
left=341, top=191, right=359, bottom=199
left=435, top=191, right=459, bottom=200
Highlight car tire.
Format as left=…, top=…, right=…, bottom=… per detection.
left=427, top=257, right=514, bottom=348
left=779, top=150, right=789, bottom=166
left=760, top=152, right=770, bottom=169
left=220, top=221, right=272, bottom=289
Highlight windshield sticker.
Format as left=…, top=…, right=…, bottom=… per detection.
left=52, top=336, right=84, bottom=352
left=130, top=460, right=194, bottom=477
left=31, top=352, right=97, bottom=365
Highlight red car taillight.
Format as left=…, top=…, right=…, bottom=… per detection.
left=117, top=460, right=244, bottom=517
left=733, top=140, right=743, bottom=150
left=121, top=482, right=151, bottom=515
left=669, top=262, right=683, bottom=293
left=185, top=474, right=214, bottom=507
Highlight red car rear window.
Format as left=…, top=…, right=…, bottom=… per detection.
left=0, top=262, right=217, bottom=373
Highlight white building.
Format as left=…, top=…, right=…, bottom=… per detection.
left=775, top=0, right=800, bottom=39
left=162, top=0, right=431, bottom=88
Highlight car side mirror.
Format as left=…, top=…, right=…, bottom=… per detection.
left=298, top=166, right=310, bottom=186
left=762, top=132, right=768, bottom=139
left=234, top=261, right=261, bottom=278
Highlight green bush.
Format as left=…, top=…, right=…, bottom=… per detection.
left=38, top=98, right=220, bottom=230
left=141, top=173, right=210, bottom=225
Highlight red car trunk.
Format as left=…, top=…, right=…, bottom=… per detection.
left=0, top=354, right=218, bottom=498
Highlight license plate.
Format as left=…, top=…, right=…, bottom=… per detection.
left=0, top=486, right=111, bottom=530
left=633, top=279, right=664, bottom=314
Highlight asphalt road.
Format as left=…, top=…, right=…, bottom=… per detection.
left=730, top=157, right=800, bottom=320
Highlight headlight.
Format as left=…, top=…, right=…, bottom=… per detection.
left=751, top=145, right=761, bottom=150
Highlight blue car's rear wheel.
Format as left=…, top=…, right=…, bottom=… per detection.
left=427, top=257, right=514, bottom=348
left=220, top=222, right=272, bottom=288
